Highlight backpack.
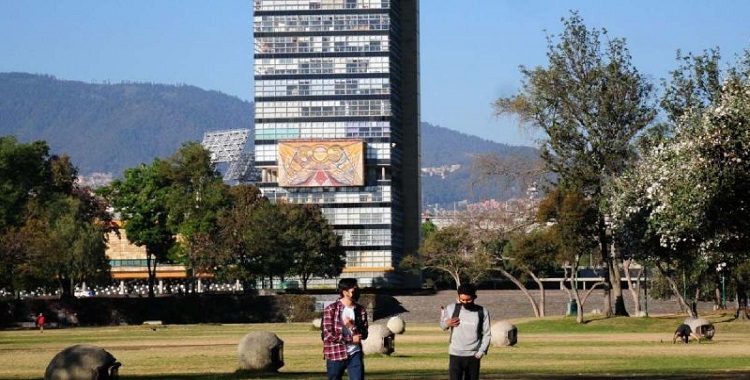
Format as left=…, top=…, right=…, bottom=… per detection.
left=449, top=303, right=488, bottom=354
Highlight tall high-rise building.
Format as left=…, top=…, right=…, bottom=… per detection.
left=252, top=0, right=420, bottom=287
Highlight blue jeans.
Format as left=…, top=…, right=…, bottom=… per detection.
left=326, top=351, right=364, bottom=380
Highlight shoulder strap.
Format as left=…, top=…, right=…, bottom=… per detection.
left=451, top=303, right=462, bottom=319
left=448, top=303, right=461, bottom=343
left=353, top=304, right=361, bottom=327
left=477, top=305, right=484, bottom=337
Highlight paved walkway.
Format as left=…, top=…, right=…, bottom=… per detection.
left=380, top=289, right=713, bottom=323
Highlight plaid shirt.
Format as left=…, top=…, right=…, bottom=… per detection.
left=322, top=299, right=369, bottom=361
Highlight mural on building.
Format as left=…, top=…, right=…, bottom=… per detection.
left=277, top=140, right=364, bottom=187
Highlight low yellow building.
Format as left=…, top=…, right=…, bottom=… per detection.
left=106, top=222, right=188, bottom=280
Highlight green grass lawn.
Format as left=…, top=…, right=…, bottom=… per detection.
left=1, top=312, right=749, bottom=380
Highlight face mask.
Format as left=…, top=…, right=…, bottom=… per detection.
left=462, top=303, right=478, bottom=311
left=350, top=289, right=361, bottom=302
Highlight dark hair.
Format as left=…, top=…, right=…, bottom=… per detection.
left=457, top=283, right=477, bottom=298
left=337, top=278, right=358, bottom=295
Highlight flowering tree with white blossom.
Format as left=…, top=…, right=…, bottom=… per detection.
left=611, top=52, right=750, bottom=318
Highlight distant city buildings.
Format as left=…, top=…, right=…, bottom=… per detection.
left=252, top=0, right=421, bottom=287
left=420, top=164, right=460, bottom=178
left=77, top=172, right=114, bottom=189
left=423, top=196, right=540, bottom=231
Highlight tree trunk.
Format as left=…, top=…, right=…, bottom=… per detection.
left=573, top=284, right=584, bottom=324
left=529, top=271, right=546, bottom=317
left=561, top=266, right=574, bottom=302
left=692, top=288, right=700, bottom=317
left=623, top=261, right=642, bottom=317
left=582, top=281, right=607, bottom=306
left=580, top=281, right=607, bottom=323
left=570, top=278, right=608, bottom=324
left=598, top=215, right=613, bottom=317
left=59, top=275, right=73, bottom=298
left=146, top=252, right=156, bottom=298
left=735, top=280, right=749, bottom=321
left=715, top=285, right=722, bottom=310
left=610, top=248, right=628, bottom=316
left=301, top=275, right=309, bottom=293
left=449, top=270, right=461, bottom=288
left=497, top=267, right=541, bottom=317
left=562, top=263, right=585, bottom=324
left=656, top=262, right=696, bottom=318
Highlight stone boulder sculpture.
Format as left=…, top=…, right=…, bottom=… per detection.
left=386, top=316, right=406, bottom=335
left=684, top=317, right=715, bottom=341
left=362, top=324, right=395, bottom=355
left=237, top=331, right=284, bottom=372
left=44, top=344, right=120, bottom=380
left=491, top=321, right=518, bottom=347
left=312, top=318, right=322, bottom=329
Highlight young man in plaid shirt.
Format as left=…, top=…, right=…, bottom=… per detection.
left=322, top=278, right=369, bottom=380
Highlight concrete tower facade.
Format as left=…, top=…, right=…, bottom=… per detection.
left=252, top=0, right=420, bottom=287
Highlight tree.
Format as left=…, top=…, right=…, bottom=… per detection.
left=610, top=50, right=750, bottom=319
left=537, top=187, right=602, bottom=323
left=660, top=48, right=722, bottom=127
left=472, top=153, right=548, bottom=204
left=160, top=142, right=229, bottom=291
left=231, top=200, right=308, bottom=289
left=494, top=12, right=656, bottom=317
left=403, top=225, right=493, bottom=288
left=210, top=184, right=268, bottom=288
left=98, top=162, right=175, bottom=298
left=25, top=194, right=110, bottom=298
left=0, top=136, right=51, bottom=232
left=0, top=139, right=110, bottom=298
left=282, top=203, right=346, bottom=292
left=421, top=218, right=438, bottom=238
left=499, top=228, right=559, bottom=317
left=0, top=137, right=54, bottom=294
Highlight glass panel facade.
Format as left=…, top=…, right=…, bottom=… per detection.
left=255, top=121, right=390, bottom=140
left=255, top=77, right=391, bottom=95
left=253, top=0, right=419, bottom=287
left=255, top=13, right=392, bottom=33
left=255, top=0, right=391, bottom=12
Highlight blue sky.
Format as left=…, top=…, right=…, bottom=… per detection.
left=2, top=1, right=750, bottom=146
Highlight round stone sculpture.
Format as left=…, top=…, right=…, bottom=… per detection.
left=45, top=344, right=121, bottom=380
left=362, top=324, right=395, bottom=355
left=237, top=331, right=284, bottom=372
left=312, top=318, right=322, bottom=329
left=386, top=316, right=406, bottom=335
left=490, top=321, right=518, bottom=347
left=685, top=317, right=715, bottom=340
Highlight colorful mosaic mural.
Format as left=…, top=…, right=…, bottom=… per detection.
left=277, top=140, right=364, bottom=187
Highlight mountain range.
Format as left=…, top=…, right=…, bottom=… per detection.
left=0, top=72, right=538, bottom=208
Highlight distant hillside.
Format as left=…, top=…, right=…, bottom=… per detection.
left=0, top=72, right=253, bottom=175
left=420, top=122, right=539, bottom=206
left=0, top=72, right=539, bottom=207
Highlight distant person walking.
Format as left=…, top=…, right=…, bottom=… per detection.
left=440, top=283, right=491, bottom=380
left=322, top=278, right=369, bottom=380
left=36, top=313, right=45, bottom=333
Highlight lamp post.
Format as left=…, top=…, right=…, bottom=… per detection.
left=717, top=262, right=727, bottom=309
